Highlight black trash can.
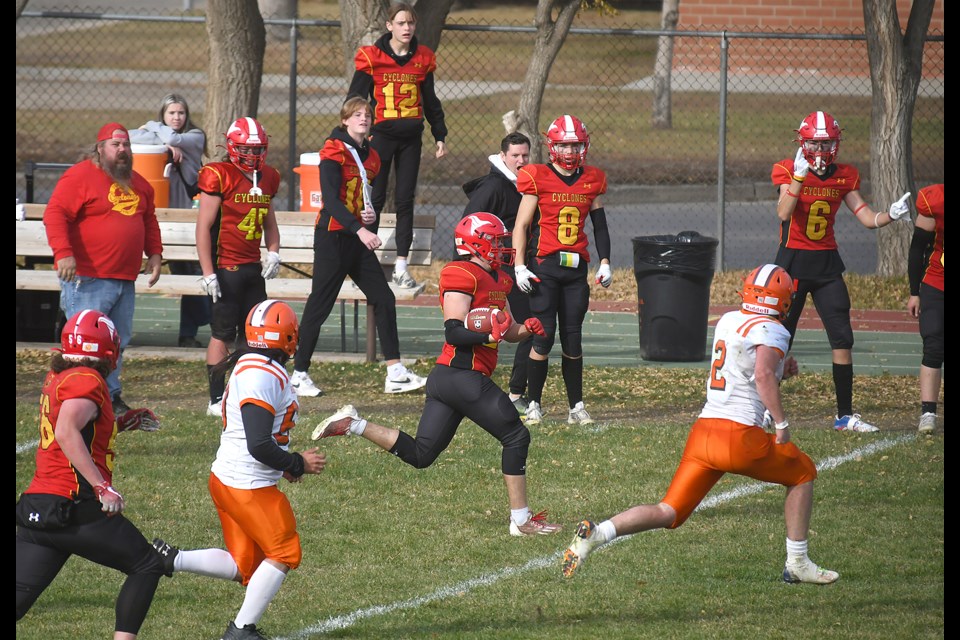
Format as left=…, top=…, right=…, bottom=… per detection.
left=632, top=231, right=719, bottom=362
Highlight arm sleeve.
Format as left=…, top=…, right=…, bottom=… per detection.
left=444, top=318, right=492, bottom=346
left=908, top=227, right=935, bottom=295
left=346, top=70, right=373, bottom=101
left=589, top=207, right=611, bottom=261
left=421, top=73, right=447, bottom=143
left=319, top=159, right=363, bottom=234
left=240, top=403, right=302, bottom=473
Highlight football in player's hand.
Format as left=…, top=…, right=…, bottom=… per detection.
left=465, top=307, right=504, bottom=334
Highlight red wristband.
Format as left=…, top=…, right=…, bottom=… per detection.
left=853, top=203, right=868, bottom=215
left=784, top=190, right=799, bottom=198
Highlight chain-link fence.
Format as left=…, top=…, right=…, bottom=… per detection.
left=16, top=6, right=943, bottom=273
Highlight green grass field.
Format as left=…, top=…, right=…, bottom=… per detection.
left=15, top=354, right=943, bottom=639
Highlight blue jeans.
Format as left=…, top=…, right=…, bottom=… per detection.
left=59, top=276, right=135, bottom=399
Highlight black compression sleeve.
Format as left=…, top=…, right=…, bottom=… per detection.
left=908, top=227, right=935, bottom=295
left=444, top=319, right=492, bottom=346
left=590, top=207, right=611, bottom=261
left=241, top=403, right=299, bottom=472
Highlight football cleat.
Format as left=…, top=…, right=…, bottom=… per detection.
left=561, top=520, right=600, bottom=578
left=833, top=414, right=878, bottom=433
left=221, top=620, right=268, bottom=640
left=207, top=399, right=222, bottom=418
left=567, top=401, right=595, bottom=425
left=782, top=560, right=840, bottom=585
left=291, top=370, right=323, bottom=398
left=918, top=412, right=936, bottom=434
left=312, top=405, right=360, bottom=440
left=511, top=395, right=530, bottom=415
left=524, top=401, right=543, bottom=425
left=392, top=269, right=418, bottom=289
left=509, top=510, right=562, bottom=537
left=151, top=538, right=179, bottom=577
left=384, top=368, right=426, bottom=394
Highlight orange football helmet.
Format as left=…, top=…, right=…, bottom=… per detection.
left=245, top=299, right=299, bottom=357
left=739, top=264, right=795, bottom=320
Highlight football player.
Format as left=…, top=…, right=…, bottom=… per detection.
left=195, top=117, right=283, bottom=418
left=561, top=265, right=840, bottom=586
left=512, top=114, right=611, bottom=426
left=907, top=183, right=944, bottom=434
left=771, top=111, right=911, bottom=433
left=151, top=300, right=326, bottom=640
left=312, top=213, right=563, bottom=537
left=346, top=1, right=448, bottom=290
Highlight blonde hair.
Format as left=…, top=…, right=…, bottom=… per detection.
left=388, top=2, right=416, bottom=22
left=339, top=97, right=373, bottom=131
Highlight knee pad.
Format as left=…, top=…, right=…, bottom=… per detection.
left=532, top=335, right=555, bottom=356
left=500, top=423, right=530, bottom=476
left=922, top=334, right=944, bottom=369
left=559, top=328, right=583, bottom=359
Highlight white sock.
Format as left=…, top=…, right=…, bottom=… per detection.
left=786, top=537, right=809, bottom=564
left=387, top=362, right=406, bottom=379
left=234, top=562, right=287, bottom=628
left=395, top=258, right=408, bottom=273
left=176, top=548, right=239, bottom=580
left=511, top=507, right=531, bottom=525
left=596, top=520, right=618, bottom=543
left=350, top=418, right=368, bottom=436
left=509, top=393, right=521, bottom=402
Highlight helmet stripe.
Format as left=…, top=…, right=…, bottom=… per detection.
left=752, top=263, right=779, bottom=287
left=249, top=299, right=279, bottom=328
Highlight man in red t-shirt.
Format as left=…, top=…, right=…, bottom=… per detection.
left=43, top=122, right=163, bottom=416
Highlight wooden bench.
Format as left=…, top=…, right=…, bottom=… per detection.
left=16, top=203, right=434, bottom=362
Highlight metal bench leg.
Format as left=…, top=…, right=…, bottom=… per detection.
left=353, top=300, right=359, bottom=353
left=340, top=300, right=346, bottom=352
left=365, top=302, right=376, bottom=363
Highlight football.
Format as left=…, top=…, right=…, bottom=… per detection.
left=465, top=307, right=504, bottom=334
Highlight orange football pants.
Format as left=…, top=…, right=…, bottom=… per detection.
left=662, top=417, right=817, bottom=528
left=208, top=473, right=302, bottom=585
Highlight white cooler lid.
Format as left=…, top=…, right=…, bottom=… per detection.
left=299, top=152, right=320, bottom=166
left=130, top=143, right=168, bottom=154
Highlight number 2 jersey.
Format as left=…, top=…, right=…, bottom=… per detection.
left=771, top=159, right=861, bottom=279
left=211, top=353, right=300, bottom=490
left=437, top=260, right=512, bottom=377
left=197, top=161, right=281, bottom=269
left=516, top=164, right=607, bottom=263
left=916, top=183, right=944, bottom=292
left=699, top=310, right=789, bottom=427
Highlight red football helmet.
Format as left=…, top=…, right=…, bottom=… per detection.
left=545, top=114, right=589, bottom=170
left=455, top=212, right=515, bottom=268
left=245, top=299, right=299, bottom=357
left=59, top=309, right=121, bottom=369
left=225, top=117, right=268, bottom=172
left=739, top=264, right=795, bottom=320
left=795, top=111, right=842, bottom=172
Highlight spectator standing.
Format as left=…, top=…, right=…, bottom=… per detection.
left=43, top=122, right=163, bottom=416
left=290, top=97, right=426, bottom=397
left=16, top=309, right=165, bottom=639
left=130, top=93, right=211, bottom=348
left=196, top=117, right=282, bottom=417
left=907, top=183, right=944, bottom=434
left=347, top=1, right=448, bottom=290
left=771, top=111, right=911, bottom=433
left=312, top=213, right=562, bottom=537
left=561, top=265, right=840, bottom=587
left=151, top=301, right=327, bottom=640
left=512, top=115, right=612, bottom=426
left=461, top=132, right=533, bottom=414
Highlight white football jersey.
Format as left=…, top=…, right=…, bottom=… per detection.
left=698, top=310, right=790, bottom=427
left=211, top=353, right=299, bottom=489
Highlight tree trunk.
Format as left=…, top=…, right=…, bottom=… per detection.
left=205, top=0, right=266, bottom=160
left=652, top=0, right=679, bottom=130
left=338, top=0, right=389, bottom=78
left=258, top=0, right=296, bottom=42
left=16, top=0, right=29, bottom=19
left=514, top=0, right=581, bottom=163
left=410, top=0, right=458, bottom=51
left=863, top=0, right=934, bottom=276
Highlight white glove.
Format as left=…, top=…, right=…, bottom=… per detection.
left=261, top=251, right=282, bottom=279
left=513, top=264, right=540, bottom=294
left=792, top=147, right=809, bottom=180
left=201, top=273, right=221, bottom=303
left=594, top=263, right=612, bottom=288
left=888, top=192, right=911, bottom=220
left=16, top=200, right=26, bottom=221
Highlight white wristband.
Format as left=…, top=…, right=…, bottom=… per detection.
left=874, top=212, right=883, bottom=229
left=775, top=420, right=789, bottom=431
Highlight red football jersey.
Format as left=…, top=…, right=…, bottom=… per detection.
left=24, top=367, right=117, bottom=500
left=198, top=161, right=281, bottom=268
left=354, top=44, right=437, bottom=125
left=319, top=138, right=381, bottom=232
left=436, top=261, right=512, bottom=377
left=771, top=159, right=861, bottom=251
left=516, top=164, right=608, bottom=261
left=916, top=183, right=944, bottom=291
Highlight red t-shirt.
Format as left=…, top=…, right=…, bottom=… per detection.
left=318, top=138, right=381, bottom=233
left=197, top=161, right=281, bottom=268
left=24, top=367, right=116, bottom=500
left=43, top=159, right=163, bottom=280
left=436, top=260, right=513, bottom=377
left=916, top=183, right=944, bottom=291
left=354, top=44, right=437, bottom=125
left=516, top=164, right=607, bottom=262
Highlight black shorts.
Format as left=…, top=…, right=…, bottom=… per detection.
left=782, top=274, right=853, bottom=350
left=210, top=263, right=267, bottom=343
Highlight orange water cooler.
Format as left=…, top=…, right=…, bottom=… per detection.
left=292, top=152, right=321, bottom=212
left=131, top=143, right=170, bottom=207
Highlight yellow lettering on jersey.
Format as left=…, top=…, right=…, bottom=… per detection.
left=382, top=73, right=419, bottom=82
left=801, top=186, right=841, bottom=199
left=551, top=193, right=588, bottom=203
left=233, top=193, right=272, bottom=204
